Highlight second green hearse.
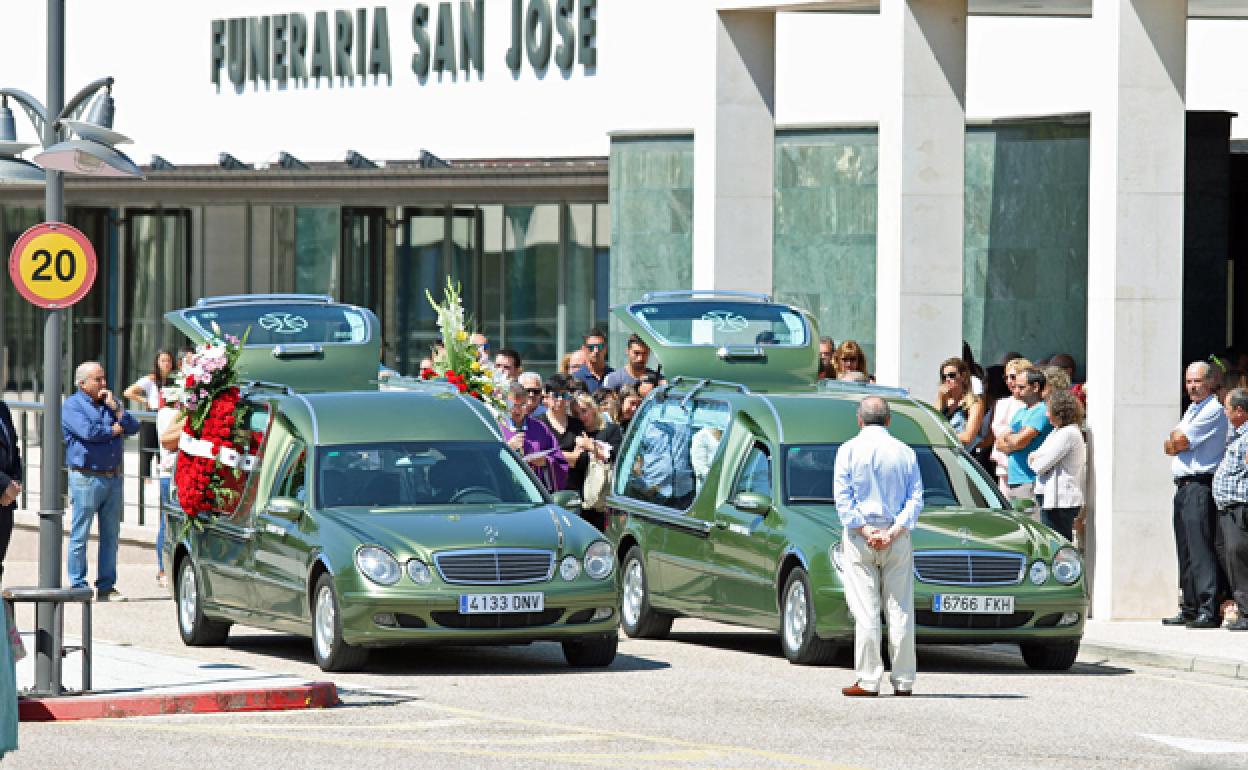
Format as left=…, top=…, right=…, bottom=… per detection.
left=605, top=291, right=1088, bottom=670
left=162, top=295, right=619, bottom=671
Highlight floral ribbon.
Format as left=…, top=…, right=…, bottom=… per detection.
left=179, top=432, right=255, bottom=470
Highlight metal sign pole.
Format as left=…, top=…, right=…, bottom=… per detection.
left=35, top=0, right=65, bottom=695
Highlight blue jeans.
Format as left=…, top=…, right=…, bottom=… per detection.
left=67, top=471, right=123, bottom=592
left=157, top=477, right=170, bottom=572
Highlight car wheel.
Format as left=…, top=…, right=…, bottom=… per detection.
left=1020, top=639, right=1080, bottom=671
left=561, top=633, right=619, bottom=667
left=176, top=557, right=231, bottom=646
left=312, top=573, right=369, bottom=672
left=779, top=567, right=840, bottom=665
left=619, top=546, right=673, bottom=639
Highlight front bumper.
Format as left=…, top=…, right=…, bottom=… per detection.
left=338, top=579, right=620, bottom=647
left=814, top=581, right=1088, bottom=645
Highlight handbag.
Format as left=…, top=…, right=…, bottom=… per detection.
left=582, top=455, right=613, bottom=512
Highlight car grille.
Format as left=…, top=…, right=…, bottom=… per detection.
left=431, top=609, right=564, bottom=629
left=913, top=550, right=1025, bottom=586
left=433, top=548, right=555, bottom=585
left=915, top=610, right=1034, bottom=629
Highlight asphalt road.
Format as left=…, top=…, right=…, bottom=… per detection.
left=5, top=561, right=1248, bottom=769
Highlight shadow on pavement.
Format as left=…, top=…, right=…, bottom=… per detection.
left=664, top=631, right=1133, bottom=677
left=220, top=632, right=671, bottom=675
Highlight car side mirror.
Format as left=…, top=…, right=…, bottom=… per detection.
left=733, top=492, right=772, bottom=515
left=551, top=490, right=582, bottom=511
left=1011, top=497, right=1036, bottom=513
left=267, top=496, right=305, bottom=521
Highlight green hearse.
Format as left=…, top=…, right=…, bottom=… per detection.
left=162, top=295, right=619, bottom=671
left=606, top=291, right=1087, bottom=670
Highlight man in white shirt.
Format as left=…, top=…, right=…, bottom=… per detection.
left=834, top=396, right=925, bottom=697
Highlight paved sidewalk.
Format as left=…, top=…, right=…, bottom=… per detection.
left=1080, top=619, right=1248, bottom=680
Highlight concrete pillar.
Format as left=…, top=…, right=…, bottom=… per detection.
left=692, top=10, right=774, bottom=293
left=874, top=0, right=967, bottom=392
left=1086, top=0, right=1187, bottom=619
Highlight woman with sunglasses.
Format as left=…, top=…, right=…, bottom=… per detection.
left=834, top=340, right=870, bottom=380
left=937, top=358, right=985, bottom=449
left=990, top=357, right=1032, bottom=495
left=538, top=373, right=586, bottom=489
left=567, top=393, right=624, bottom=529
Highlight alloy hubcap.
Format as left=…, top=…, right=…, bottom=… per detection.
left=784, top=580, right=807, bottom=651
left=179, top=563, right=197, bottom=634
left=622, top=560, right=644, bottom=627
left=315, top=586, right=335, bottom=659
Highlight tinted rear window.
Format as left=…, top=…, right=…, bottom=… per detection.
left=629, top=301, right=809, bottom=347
left=185, top=303, right=370, bottom=345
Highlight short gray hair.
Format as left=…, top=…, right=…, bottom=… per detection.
left=74, top=361, right=101, bottom=386
left=858, top=396, right=890, bottom=426
left=1188, top=360, right=1216, bottom=382
left=518, top=371, right=542, bottom=389
left=506, top=381, right=527, bottom=402
left=1228, top=387, right=1248, bottom=412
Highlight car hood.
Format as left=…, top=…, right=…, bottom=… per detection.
left=790, top=505, right=1060, bottom=558
left=317, top=503, right=581, bottom=558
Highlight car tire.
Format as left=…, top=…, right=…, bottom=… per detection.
left=1020, top=639, right=1080, bottom=671
left=619, top=546, right=673, bottom=639
left=312, top=573, right=369, bottom=672
left=562, top=633, right=619, bottom=667
left=779, top=567, right=840, bottom=665
left=176, top=557, right=231, bottom=646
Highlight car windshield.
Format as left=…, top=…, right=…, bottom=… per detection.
left=316, top=441, right=547, bottom=508
left=185, top=303, right=370, bottom=345
left=784, top=443, right=1007, bottom=510
left=629, top=300, right=809, bottom=347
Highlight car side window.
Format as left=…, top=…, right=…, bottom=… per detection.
left=616, top=398, right=729, bottom=512
left=733, top=444, right=772, bottom=499
left=222, top=402, right=272, bottom=523
left=275, top=441, right=307, bottom=503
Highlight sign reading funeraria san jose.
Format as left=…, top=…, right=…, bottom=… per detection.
left=210, top=1, right=597, bottom=89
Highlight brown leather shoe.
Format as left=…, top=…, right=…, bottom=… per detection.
left=842, top=683, right=878, bottom=697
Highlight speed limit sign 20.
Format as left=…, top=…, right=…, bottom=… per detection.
left=7, top=221, right=98, bottom=309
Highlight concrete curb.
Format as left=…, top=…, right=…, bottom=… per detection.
left=18, top=681, right=340, bottom=721
left=1080, top=641, right=1248, bottom=681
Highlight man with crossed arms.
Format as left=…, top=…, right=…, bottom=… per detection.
left=834, top=396, right=925, bottom=697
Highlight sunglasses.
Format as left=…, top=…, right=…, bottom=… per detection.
left=524, top=388, right=542, bottom=396
left=545, top=391, right=573, bottom=400
left=585, top=343, right=605, bottom=352
left=942, top=371, right=960, bottom=381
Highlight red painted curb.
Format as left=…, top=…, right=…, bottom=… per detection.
left=17, top=681, right=339, bottom=722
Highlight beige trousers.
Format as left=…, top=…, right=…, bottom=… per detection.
left=841, top=527, right=916, bottom=692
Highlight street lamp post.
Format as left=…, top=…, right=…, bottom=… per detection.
left=0, top=0, right=143, bottom=695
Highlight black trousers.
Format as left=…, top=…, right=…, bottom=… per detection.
left=0, top=505, right=12, bottom=584
left=1174, top=480, right=1220, bottom=617
left=1220, top=505, right=1248, bottom=615
left=1042, top=506, right=1080, bottom=541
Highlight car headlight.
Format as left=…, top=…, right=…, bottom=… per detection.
left=1052, top=547, right=1083, bottom=585
left=1028, top=560, right=1049, bottom=586
left=407, top=559, right=433, bottom=585
left=560, top=555, right=581, bottom=581
left=584, top=541, right=614, bottom=580
left=356, top=546, right=401, bottom=586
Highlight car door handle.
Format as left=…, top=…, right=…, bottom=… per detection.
left=714, top=520, right=729, bottom=529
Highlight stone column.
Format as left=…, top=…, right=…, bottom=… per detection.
left=1086, top=0, right=1187, bottom=619
left=874, top=0, right=967, bottom=392
left=692, top=10, right=775, bottom=293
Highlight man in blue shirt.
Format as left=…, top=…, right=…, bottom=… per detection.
left=1163, top=361, right=1229, bottom=628
left=63, top=361, right=140, bottom=601
left=834, top=396, right=924, bottom=697
left=995, top=367, right=1052, bottom=507
left=571, top=328, right=614, bottom=395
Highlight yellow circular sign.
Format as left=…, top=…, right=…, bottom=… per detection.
left=7, top=222, right=97, bottom=309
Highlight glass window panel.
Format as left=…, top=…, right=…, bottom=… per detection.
left=125, top=210, right=190, bottom=386
left=341, top=208, right=383, bottom=312
left=1, top=206, right=46, bottom=393
left=504, top=204, right=560, bottom=372
left=396, top=209, right=446, bottom=373
left=565, top=204, right=596, bottom=358
left=294, top=207, right=341, bottom=296
left=480, top=205, right=504, bottom=349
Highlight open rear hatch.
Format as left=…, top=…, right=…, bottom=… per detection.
left=612, top=291, right=820, bottom=390
left=165, top=294, right=381, bottom=392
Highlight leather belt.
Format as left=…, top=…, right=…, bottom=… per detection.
left=71, top=466, right=122, bottom=478
left=1175, top=474, right=1214, bottom=487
